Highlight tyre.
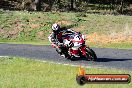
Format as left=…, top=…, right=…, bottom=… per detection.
left=85, top=47, right=97, bottom=61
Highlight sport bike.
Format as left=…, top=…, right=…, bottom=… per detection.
left=49, top=31, right=97, bottom=61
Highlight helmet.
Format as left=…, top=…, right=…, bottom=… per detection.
left=52, top=23, right=60, bottom=31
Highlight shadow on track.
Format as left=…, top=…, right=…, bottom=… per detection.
left=96, top=58, right=132, bottom=62
left=68, top=57, right=132, bottom=62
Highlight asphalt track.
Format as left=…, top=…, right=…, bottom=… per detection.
left=0, top=44, right=132, bottom=71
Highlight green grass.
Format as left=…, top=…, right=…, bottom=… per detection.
left=0, top=57, right=132, bottom=88
left=0, top=11, right=132, bottom=49
left=0, top=39, right=50, bottom=45
left=87, top=42, right=132, bottom=49
left=0, top=11, right=132, bottom=38
left=103, top=42, right=132, bottom=49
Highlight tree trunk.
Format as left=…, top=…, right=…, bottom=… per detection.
left=120, top=0, right=124, bottom=13
left=34, top=0, right=42, bottom=11
left=57, top=0, right=61, bottom=9
left=71, top=0, right=74, bottom=10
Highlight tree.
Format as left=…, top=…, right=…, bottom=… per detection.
left=57, top=0, right=61, bottom=9
left=34, top=0, right=42, bottom=11
left=70, top=0, right=74, bottom=10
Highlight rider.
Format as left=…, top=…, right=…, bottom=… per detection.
left=48, top=23, right=75, bottom=58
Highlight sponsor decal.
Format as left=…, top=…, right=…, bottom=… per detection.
left=76, top=66, right=131, bottom=85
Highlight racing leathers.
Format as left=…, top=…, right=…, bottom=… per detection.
left=48, top=28, right=75, bottom=57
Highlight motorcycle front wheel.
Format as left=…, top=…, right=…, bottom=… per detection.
left=85, top=47, right=97, bottom=61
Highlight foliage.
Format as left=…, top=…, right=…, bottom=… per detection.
left=0, top=0, right=131, bottom=14
left=75, top=12, right=87, bottom=17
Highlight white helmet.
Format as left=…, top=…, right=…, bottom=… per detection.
left=52, top=23, right=60, bottom=31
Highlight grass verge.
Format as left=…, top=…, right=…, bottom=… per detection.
left=0, top=39, right=50, bottom=45
left=87, top=41, right=132, bottom=49
left=0, top=57, right=131, bottom=88
left=0, top=11, right=132, bottom=49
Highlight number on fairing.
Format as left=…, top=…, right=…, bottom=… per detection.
left=74, top=35, right=81, bottom=41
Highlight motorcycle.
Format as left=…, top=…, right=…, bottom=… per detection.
left=49, top=31, right=97, bottom=61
